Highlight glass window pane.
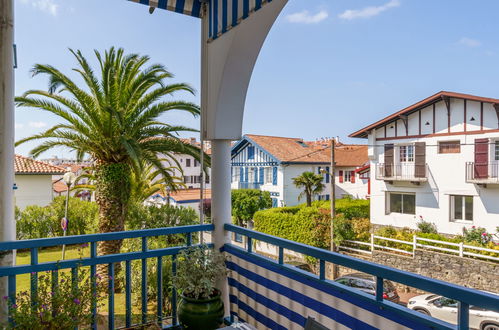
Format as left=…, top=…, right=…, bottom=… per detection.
left=402, top=194, right=416, bottom=214
left=390, top=193, right=403, bottom=213
left=495, top=141, right=499, bottom=161
left=399, top=146, right=406, bottom=162
left=454, top=196, right=463, bottom=220
left=465, top=196, right=473, bottom=221
left=407, top=145, right=414, bottom=162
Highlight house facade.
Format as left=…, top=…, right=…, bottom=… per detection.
left=230, top=134, right=369, bottom=207
left=167, top=138, right=211, bottom=189
left=350, top=91, right=499, bottom=235
left=14, top=155, right=65, bottom=209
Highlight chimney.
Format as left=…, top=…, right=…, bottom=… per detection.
left=190, top=137, right=196, bottom=145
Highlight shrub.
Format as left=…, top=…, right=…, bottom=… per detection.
left=16, top=197, right=98, bottom=240
left=5, top=267, right=102, bottom=329
left=173, top=246, right=226, bottom=299
left=231, top=189, right=272, bottom=226
left=462, top=226, right=493, bottom=245
left=351, top=218, right=371, bottom=242
left=312, top=198, right=370, bottom=219
left=416, top=218, right=438, bottom=234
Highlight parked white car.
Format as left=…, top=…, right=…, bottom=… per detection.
left=407, top=294, right=499, bottom=330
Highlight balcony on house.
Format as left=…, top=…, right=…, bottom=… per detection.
left=375, top=163, right=428, bottom=183
left=0, top=224, right=497, bottom=330
left=465, top=162, right=499, bottom=185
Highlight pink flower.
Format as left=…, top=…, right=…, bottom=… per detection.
left=472, top=226, right=476, bottom=229
left=73, top=298, right=80, bottom=304
left=2, top=296, right=8, bottom=300
left=11, top=304, right=17, bottom=309
left=482, top=233, right=487, bottom=236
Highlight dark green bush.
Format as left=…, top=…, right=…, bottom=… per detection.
left=231, top=189, right=272, bottom=226
left=416, top=219, right=438, bottom=234
left=16, top=197, right=98, bottom=240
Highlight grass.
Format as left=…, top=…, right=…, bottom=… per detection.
left=15, top=246, right=173, bottom=328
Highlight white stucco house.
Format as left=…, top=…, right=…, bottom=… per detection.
left=166, top=138, right=212, bottom=190
left=14, top=155, right=65, bottom=209
left=230, top=134, right=369, bottom=207
left=146, top=188, right=211, bottom=215
left=350, top=91, right=499, bottom=235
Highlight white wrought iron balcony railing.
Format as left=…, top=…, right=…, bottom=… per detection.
left=466, top=162, right=499, bottom=185
left=376, top=163, right=428, bottom=182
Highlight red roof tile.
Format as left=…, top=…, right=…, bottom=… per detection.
left=245, top=135, right=367, bottom=167
left=15, top=155, right=66, bottom=175
left=164, top=189, right=211, bottom=202
left=350, top=91, right=499, bottom=138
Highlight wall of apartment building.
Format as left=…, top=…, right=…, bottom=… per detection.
left=15, top=174, right=54, bottom=209
left=171, top=153, right=211, bottom=189
left=368, top=97, right=499, bottom=235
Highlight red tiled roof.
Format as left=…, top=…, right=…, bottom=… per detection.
left=165, top=189, right=211, bottom=202
left=15, top=155, right=65, bottom=175
left=349, top=91, right=499, bottom=138
left=52, top=180, right=68, bottom=193
left=245, top=135, right=368, bottom=167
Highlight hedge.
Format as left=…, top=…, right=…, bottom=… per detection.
left=253, top=198, right=370, bottom=250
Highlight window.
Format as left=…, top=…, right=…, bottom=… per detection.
left=438, top=141, right=461, bottom=154
left=495, top=141, right=499, bottom=161
left=344, top=171, right=351, bottom=182
left=194, top=159, right=199, bottom=167
left=264, top=167, right=272, bottom=184
left=399, top=145, right=414, bottom=162
left=247, top=146, right=255, bottom=160
left=450, top=195, right=473, bottom=221
left=387, top=192, right=415, bottom=215
left=186, top=159, right=191, bottom=167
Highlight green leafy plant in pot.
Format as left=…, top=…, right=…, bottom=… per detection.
left=173, top=245, right=227, bottom=329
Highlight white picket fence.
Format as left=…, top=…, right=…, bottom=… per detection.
left=340, top=234, right=499, bottom=262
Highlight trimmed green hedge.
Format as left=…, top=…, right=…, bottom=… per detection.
left=253, top=198, right=370, bottom=250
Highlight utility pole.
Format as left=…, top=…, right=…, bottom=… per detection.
left=0, top=0, right=15, bottom=319
left=330, top=139, right=339, bottom=279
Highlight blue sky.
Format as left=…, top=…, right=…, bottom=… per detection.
left=14, top=0, right=499, bottom=157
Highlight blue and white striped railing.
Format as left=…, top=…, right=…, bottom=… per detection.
left=224, top=224, right=499, bottom=330
left=0, top=224, right=214, bottom=329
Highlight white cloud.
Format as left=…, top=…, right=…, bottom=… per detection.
left=15, top=123, right=24, bottom=129
left=19, top=0, right=59, bottom=16
left=286, top=10, right=329, bottom=24
left=339, top=0, right=400, bottom=20
left=29, top=121, right=47, bottom=128
left=458, top=37, right=481, bottom=48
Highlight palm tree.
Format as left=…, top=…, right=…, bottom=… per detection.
left=16, top=47, right=204, bottom=261
left=293, top=171, right=325, bottom=207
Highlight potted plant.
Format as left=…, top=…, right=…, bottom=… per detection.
left=173, top=245, right=226, bottom=329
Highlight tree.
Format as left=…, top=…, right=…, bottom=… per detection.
left=231, top=189, right=272, bottom=227
left=15, top=47, right=202, bottom=264
left=293, top=171, right=325, bottom=207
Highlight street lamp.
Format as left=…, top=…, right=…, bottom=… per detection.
left=61, top=170, right=76, bottom=260
left=320, top=138, right=339, bottom=279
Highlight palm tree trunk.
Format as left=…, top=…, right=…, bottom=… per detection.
left=94, top=162, right=131, bottom=278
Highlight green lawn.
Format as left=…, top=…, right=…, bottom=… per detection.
left=15, top=246, right=171, bottom=327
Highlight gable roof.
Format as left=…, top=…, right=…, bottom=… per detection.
left=239, top=134, right=368, bottom=167
left=349, top=91, right=499, bottom=138
left=15, top=155, right=66, bottom=175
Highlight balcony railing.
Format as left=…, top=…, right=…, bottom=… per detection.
left=466, top=162, right=499, bottom=185
left=376, top=163, right=428, bottom=182
left=0, top=224, right=213, bottom=329
left=237, top=182, right=261, bottom=190
left=225, top=224, right=499, bottom=330
left=0, top=224, right=498, bottom=329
